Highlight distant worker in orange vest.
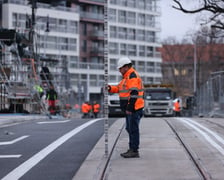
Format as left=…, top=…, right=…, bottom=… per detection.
left=81, top=102, right=89, bottom=118
left=93, top=101, right=100, bottom=118
left=174, top=99, right=181, bottom=117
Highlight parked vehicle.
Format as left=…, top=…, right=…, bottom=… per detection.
left=144, top=84, right=175, bottom=117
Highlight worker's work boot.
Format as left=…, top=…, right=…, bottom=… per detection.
left=120, top=149, right=139, bottom=158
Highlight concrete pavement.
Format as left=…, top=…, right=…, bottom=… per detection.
left=0, top=114, right=212, bottom=179
left=73, top=117, right=202, bottom=180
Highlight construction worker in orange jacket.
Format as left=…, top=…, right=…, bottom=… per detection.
left=81, top=102, right=89, bottom=118
left=93, top=101, right=100, bottom=118
left=108, top=57, right=144, bottom=158
left=174, top=99, right=181, bottom=116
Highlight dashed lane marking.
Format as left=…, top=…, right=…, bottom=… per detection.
left=0, top=155, right=22, bottom=158
left=2, top=118, right=104, bottom=180
left=37, top=120, right=71, bottom=124
left=0, top=136, right=29, bottom=145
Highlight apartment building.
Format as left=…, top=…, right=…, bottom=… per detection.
left=71, top=0, right=162, bottom=102
left=0, top=0, right=161, bottom=106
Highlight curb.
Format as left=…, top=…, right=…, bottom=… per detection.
left=72, top=118, right=125, bottom=180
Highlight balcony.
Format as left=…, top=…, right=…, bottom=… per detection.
left=69, top=62, right=104, bottom=70
left=80, top=11, right=104, bottom=23
left=88, top=30, right=104, bottom=40
left=90, top=47, right=104, bottom=57
left=72, top=0, right=104, bottom=6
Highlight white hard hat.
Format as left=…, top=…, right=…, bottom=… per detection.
left=117, top=57, right=132, bottom=69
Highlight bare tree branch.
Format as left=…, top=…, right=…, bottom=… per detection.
left=172, top=0, right=224, bottom=33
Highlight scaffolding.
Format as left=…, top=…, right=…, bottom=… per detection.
left=0, top=28, right=74, bottom=117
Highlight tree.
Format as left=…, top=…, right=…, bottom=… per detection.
left=172, top=0, right=224, bottom=36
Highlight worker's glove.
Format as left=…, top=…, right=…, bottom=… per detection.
left=107, top=85, right=111, bottom=91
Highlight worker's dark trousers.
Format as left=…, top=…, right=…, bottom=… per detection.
left=125, top=109, right=143, bottom=151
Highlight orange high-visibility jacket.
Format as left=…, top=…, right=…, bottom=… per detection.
left=93, top=103, right=100, bottom=113
left=88, top=104, right=92, bottom=112
left=109, top=67, right=144, bottom=112
left=82, top=103, right=89, bottom=113
left=174, top=101, right=181, bottom=112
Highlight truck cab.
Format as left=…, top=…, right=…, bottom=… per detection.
left=144, top=84, right=174, bottom=117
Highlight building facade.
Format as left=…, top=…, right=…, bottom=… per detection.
left=0, top=0, right=162, bottom=106
left=161, top=44, right=224, bottom=98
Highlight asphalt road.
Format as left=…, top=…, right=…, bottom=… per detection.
left=0, top=116, right=116, bottom=180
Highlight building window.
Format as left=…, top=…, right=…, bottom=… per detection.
left=128, top=44, right=136, bottom=56
left=110, top=59, right=117, bottom=71
left=69, top=56, right=78, bottom=68
left=69, top=38, right=77, bottom=51
left=120, top=0, right=127, bottom=6
left=109, top=75, right=117, bottom=82
left=139, top=45, right=145, bottom=56
left=146, top=46, right=153, bottom=57
left=110, top=0, right=117, bottom=5
left=118, top=27, right=127, bottom=39
left=138, top=61, right=145, bottom=72
left=155, top=62, right=161, bottom=73
left=146, top=15, right=155, bottom=27
left=110, top=26, right=117, bottom=38
left=118, top=10, right=126, bottom=23
left=82, top=23, right=87, bottom=35
left=90, top=75, right=97, bottom=86
left=127, top=29, right=135, bottom=40
left=109, top=9, right=116, bottom=22
left=146, top=62, right=154, bottom=72
left=146, top=31, right=155, bottom=42
left=120, top=43, right=127, bottom=55
left=82, top=40, right=87, bottom=52
left=137, top=29, right=145, bottom=41
left=138, top=13, right=145, bottom=26
left=138, top=0, right=145, bottom=10
left=109, top=42, right=118, bottom=54
left=99, top=75, right=104, bottom=87
left=127, top=11, right=135, bottom=24
left=69, top=21, right=78, bottom=34
left=147, top=77, right=153, bottom=83
left=127, top=0, right=135, bottom=8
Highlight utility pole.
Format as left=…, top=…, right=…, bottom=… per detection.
left=193, top=43, right=197, bottom=94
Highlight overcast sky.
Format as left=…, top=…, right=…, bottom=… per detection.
left=160, top=0, right=200, bottom=40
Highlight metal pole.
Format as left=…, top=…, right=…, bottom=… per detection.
left=104, top=0, right=109, bottom=157
left=193, top=43, right=197, bottom=93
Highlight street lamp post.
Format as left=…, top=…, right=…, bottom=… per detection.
left=193, top=43, right=197, bottom=94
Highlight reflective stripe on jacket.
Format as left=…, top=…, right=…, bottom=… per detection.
left=109, top=67, right=144, bottom=112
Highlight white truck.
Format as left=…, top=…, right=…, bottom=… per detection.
left=143, top=84, right=174, bottom=117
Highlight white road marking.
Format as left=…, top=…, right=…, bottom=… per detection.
left=2, top=118, right=104, bottom=180
left=184, top=118, right=224, bottom=146
left=0, top=136, right=29, bottom=145
left=37, top=120, right=71, bottom=124
left=178, top=118, right=224, bottom=155
left=0, top=155, right=21, bottom=158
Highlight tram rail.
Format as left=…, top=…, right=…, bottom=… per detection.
left=165, top=119, right=212, bottom=180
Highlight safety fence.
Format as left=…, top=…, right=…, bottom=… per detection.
left=196, top=71, right=224, bottom=118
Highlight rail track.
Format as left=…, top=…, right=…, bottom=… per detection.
left=165, top=119, right=212, bottom=180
